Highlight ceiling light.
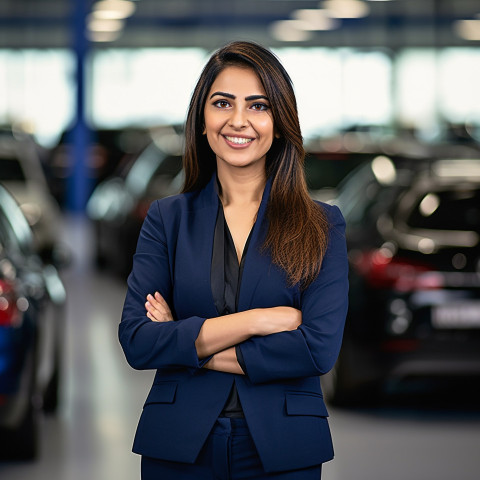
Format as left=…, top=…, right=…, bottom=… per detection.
left=270, top=20, right=314, bottom=42
left=292, top=9, right=340, bottom=30
left=419, top=193, right=440, bottom=217
left=371, top=155, right=396, bottom=185
left=454, top=19, right=480, bottom=41
left=87, top=16, right=124, bottom=32
left=321, top=0, right=370, bottom=19
left=92, top=0, right=136, bottom=20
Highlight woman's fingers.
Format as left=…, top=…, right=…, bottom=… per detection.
left=154, top=291, right=172, bottom=312
left=145, top=292, right=173, bottom=322
left=145, top=299, right=163, bottom=322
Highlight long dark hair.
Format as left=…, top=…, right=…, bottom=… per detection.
left=183, top=41, right=329, bottom=287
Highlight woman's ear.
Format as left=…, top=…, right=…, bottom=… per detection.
left=274, top=130, right=281, bottom=139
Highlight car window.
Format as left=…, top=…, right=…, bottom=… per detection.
left=305, top=154, right=367, bottom=191
left=335, top=163, right=379, bottom=224
left=145, top=156, right=183, bottom=197
left=406, top=188, right=480, bottom=232
left=153, top=155, right=183, bottom=178
left=126, top=144, right=183, bottom=197
left=0, top=156, right=26, bottom=181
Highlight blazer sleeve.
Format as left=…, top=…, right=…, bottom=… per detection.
left=118, top=201, right=208, bottom=371
left=238, top=204, right=349, bottom=384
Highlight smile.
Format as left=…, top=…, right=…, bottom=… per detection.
left=224, top=135, right=253, bottom=145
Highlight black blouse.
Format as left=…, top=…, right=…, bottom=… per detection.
left=211, top=203, right=253, bottom=418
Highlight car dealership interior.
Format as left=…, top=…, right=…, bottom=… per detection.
left=1, top=1, right=480, bottom=479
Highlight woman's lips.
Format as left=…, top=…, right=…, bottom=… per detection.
left=223, top=135, right=254, bottom=148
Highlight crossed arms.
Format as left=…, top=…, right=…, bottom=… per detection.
left=119, top=200, right=348, bottom=384
left=145, top=291, right=301, bottom=374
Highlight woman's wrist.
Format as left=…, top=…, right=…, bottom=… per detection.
left=247, top=308, right=263, bottom=336
left=203, top=348, right=245, bottom=375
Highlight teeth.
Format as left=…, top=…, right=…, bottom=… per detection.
left=225, top=136, right=253, bottom=145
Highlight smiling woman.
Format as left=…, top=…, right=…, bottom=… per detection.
left=203, top=66, right=276, bottom=173
left=119, top=41, right=349, bottom=480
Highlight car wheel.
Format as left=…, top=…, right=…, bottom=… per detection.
left=0, top=404, right=39, bottom=460
left=321, top=350, right=353, bottom=406
left=95, top=249, right=107, bottom=268
left=43, top=315, right=64, bottom=414
left=322, top=346, right=385, bottom=407
left=43, top=363, right=60, bottom=413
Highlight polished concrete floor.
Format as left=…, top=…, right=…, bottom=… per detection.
left=1, top=215, right=479, bottom=479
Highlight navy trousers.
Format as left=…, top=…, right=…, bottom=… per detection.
left=141, top=417, right=322, bottom=479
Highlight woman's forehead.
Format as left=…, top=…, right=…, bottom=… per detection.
left=208, top=66, right=267, bottom=97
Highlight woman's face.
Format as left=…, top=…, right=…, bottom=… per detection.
left=203, top=66, right=276, bottom=173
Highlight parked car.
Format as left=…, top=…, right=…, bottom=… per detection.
left=45, top=127, right=152, bottom=208
left=87, top=126, right=183, bottom=277
left=304, top=151, right=373, bottom=202
left=0, top=126, right=64, bottom=262
left=322, top=155, right=480, bottom=405
left=0, top=184, right=66, bottom=459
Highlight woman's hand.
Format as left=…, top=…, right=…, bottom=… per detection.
left=145, top=292, right=173, bottom=322
left=254, top=307, right=302, bottom=336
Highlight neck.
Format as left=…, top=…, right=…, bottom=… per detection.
left=216, top=166, right=266, bottom=207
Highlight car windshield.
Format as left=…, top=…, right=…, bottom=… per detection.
left=125, top=144, right=182, bottom=196
left=335, top=163, right=382, bottom=224
left=0, top=186, right=34, bottom=254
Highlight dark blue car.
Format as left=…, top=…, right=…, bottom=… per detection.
left=0, top=184, right=66, bottom=459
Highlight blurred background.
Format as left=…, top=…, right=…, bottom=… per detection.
left=1, top=0, right=480, bottom=479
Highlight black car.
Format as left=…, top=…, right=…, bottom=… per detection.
left=87, top=128, right=183, bottom=277
left=322, top=156, right=480, bottom=404
left=45, top=126, right=152, bottom=208
left=0, top=184, right=66, bottom=459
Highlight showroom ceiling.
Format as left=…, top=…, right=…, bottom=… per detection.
left=0, top=0, right=480, bottom=49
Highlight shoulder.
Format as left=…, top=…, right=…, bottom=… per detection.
left=149, top=188, right=206, bottom=219
left=152, top=193, right=188, bottom=216
left=314, top=200, right=345, bottom=228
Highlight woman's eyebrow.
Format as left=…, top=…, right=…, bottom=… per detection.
left=209, top=91, right=269, bottom=102
left=245, top=94, right=269, bottom=101
left=210, top=91, right=235, bottom=99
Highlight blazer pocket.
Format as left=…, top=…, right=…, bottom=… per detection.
left=285, top=392, right=329, bottom=417
left=144, top=382, right=178, bottom=406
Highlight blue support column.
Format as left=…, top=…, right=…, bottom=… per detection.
left=68, top=0, right=91, bottom=212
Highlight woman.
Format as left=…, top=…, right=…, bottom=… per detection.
left=119, top=41, right=348, bottom=479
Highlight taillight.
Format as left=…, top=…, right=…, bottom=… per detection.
left=0, top=279, right=19, bottom=327
left=352, top=249, right=444, bottom=291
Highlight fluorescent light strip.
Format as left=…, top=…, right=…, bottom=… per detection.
left=454, top=19, right=480, bottom=41
left=93, top=0, right=136, bottom=20
left=321, top=0, right=370, bottom=19
left=292, top=9, right=340, bottom=30
left=270, top=20, right=314, bottom=42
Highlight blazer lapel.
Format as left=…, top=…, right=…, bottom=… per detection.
left=237, top=177, right=273, bottom=311
left=172, top=175, right=220, bottom=319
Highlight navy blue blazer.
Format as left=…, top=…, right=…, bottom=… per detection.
left=119, top=174, right=349, bottom=473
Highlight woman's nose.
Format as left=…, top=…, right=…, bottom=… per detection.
left=228, top=108, right=248, bottom=129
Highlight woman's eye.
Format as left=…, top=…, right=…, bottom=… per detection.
left=213, top=100, right=230, bottom=108
left=251, top=103, right=269, bottom=111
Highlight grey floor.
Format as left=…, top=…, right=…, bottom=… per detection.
left=1, top=215, right=479, bottom=480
